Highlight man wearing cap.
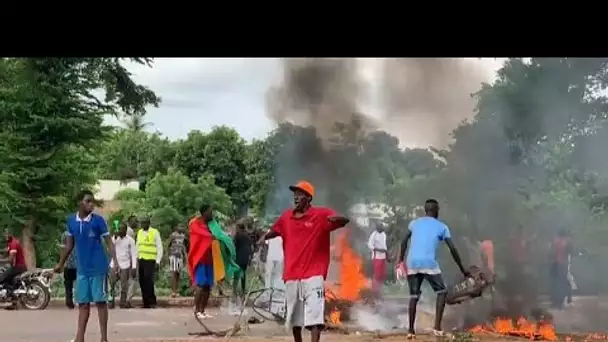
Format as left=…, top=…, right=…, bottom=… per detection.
left=259, top=181, right=349, bottom=342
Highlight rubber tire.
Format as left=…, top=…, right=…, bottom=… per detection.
left=21, top=280, right=51, bottom=310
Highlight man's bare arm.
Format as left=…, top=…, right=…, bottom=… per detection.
left=398, top=231, right=412, bottom=263
left=56, top=235, right=75, bottom=270
left=261, top=230, right=280, bottom=241
left=328, top=216, right=350, bottom=229
left=167, top=235, right=173, bottom=249
left=445, top=238, right=468, bottom=275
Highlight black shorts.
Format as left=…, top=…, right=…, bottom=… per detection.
left=407, top=273, right=447, bottom=298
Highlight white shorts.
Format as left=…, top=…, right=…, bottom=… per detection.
left=169, top=255, right=183, bottom=272
left=285, top=275, right=325, bottom=329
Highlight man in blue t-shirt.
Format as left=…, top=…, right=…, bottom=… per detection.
left=399, top=199, right=468, bottom=339
left=54, top=190, right=118, bottom=342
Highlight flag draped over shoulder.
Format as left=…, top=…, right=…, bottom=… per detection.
left=187, top=216, right=241, bottom=285
left=208, top=219, right=241, bottom=282
left=187, top=217, right=213, bottom=284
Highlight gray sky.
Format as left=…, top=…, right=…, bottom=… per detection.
left=109, top=58, right=505, bottom=144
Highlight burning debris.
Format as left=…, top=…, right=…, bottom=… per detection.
left=324, top=230, right=370, bottom=327
left=470, top=317, right=557, bottom=341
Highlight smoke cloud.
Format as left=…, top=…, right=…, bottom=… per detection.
left=265, top=58, right=375, bottom=215
left=381, top=58, right=490, bottom=148
left=264, top=58, right=489, bottom=213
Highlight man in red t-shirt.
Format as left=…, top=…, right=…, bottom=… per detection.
left=1, top=230, right=27, bottom=309
left=259, top=181, right=349, bottom=342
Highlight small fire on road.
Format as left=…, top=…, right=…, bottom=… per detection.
left=470, top=317, right=557, bottom=340
left=325, top=230, right=368, bottom=326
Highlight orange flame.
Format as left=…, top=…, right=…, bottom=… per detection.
left=470, top=317, right=557, bottom=341
left=328, top=309, right=341, bottom=325
left=324, top=230, right=368, bottom=324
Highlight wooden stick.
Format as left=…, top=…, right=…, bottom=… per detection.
left=224, top=273, right=258, bottom=341
left=374, top=330, right=414, bottom=339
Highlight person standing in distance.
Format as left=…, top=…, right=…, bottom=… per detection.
left=367, top=219, right=388, bottom=297
left=258, top=181, right=349, bottom=342
left=232, top=220, right=252, bottom=300
left=58, top=229, right=77, bottom=309
left=54, top=190, right=119, bottom=342
left=136, top=216, right=163, bottom=309
left=399, top=199, right=468, bottom=339
left=109, top=222, right=137, bottom=308
left=168, top=223, right=187, bottom=298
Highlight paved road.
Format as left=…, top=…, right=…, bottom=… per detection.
left=0, top=306, right=285, bottom=342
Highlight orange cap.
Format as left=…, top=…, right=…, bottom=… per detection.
left=289, top=181, right=315, bottom=197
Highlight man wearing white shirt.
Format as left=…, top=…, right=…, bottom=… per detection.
left=367, top=220, right=388, bottom=296
left=125, top=215, right=139, bottom=302
left=109, top=222, right=137, bottom=308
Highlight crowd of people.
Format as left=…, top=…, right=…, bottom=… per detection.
left=56, top=206, right=262, bottom=312
left=0, top=180, right=578, bottom=342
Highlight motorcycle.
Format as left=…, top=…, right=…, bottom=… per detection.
left=0, top=266, right=53, bottom=310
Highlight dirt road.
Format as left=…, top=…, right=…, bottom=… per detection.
left=0, top=306, right=284, bottom=342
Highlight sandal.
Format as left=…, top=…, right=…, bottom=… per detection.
left=406, top=333, right=416, bottom=340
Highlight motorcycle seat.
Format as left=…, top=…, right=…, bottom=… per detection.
left=13, top=270, right=33, bottom=281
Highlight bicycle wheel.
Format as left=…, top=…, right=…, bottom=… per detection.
left=251, top=287, right=286, bottom=323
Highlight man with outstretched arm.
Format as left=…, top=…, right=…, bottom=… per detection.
left=399, top=199, right=468, bottom=339
left=258, top=181, right=349, bottom=342
left=54, top=190, right=119, bottom=342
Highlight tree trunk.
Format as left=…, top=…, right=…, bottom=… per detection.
left=22, top=218, right=36, bottom=269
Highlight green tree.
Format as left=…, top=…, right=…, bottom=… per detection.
left=245, top=138, right=275, bottom=217
left=174, top=126, right=248, bottom=213
left=0, top=58, right=160, bottom=267
left=112, top=168, right=233, bottom=238
left=121, top=113, right=151, bottom=132
left=96, top=128, right=175, bottom=185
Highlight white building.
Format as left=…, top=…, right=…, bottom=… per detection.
left=94, top=180, right=140, bottom=217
